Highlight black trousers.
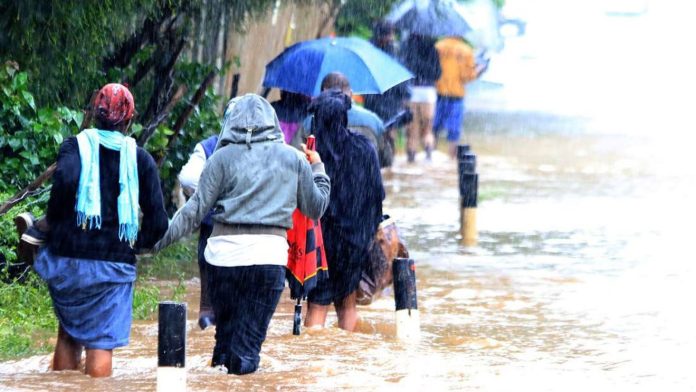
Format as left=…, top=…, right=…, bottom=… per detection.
left=208, top=264, right=285, bottom=375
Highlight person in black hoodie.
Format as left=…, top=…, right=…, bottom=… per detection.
left=33, top=84, right=168, bottom=377
left=304, top=89, right=385, bottom=331
left=401, top=33, right=442, bottom=162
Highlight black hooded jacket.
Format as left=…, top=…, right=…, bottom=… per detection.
left=310, top=90, right=385, bottom=250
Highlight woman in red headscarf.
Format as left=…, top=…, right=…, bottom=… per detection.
left=32, top=84, right=168, bottom=377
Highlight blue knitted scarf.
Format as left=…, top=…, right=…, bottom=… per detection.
left=75, top=128, right=139, bottom=246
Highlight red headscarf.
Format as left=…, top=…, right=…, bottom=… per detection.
left=94, top=83, right=135, bottom=127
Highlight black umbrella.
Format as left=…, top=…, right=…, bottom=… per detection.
left=386, top=0, right=472, bottom=37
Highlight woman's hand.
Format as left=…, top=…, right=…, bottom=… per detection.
left=301, top=143, right=322, bottom=164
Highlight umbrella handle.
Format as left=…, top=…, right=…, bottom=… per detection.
left=306, top=135, right=316, bottom=151
left=293, top=301, right=302, bottom=335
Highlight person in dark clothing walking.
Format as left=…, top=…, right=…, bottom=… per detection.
left=304, top=89, right=385, bottom=332
left=401, top=33, right=442, bottom=162
left=33, top=83, right=169, bottom=377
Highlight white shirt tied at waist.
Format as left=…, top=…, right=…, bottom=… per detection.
left=204, top=234, right=289, bottom=268
left=409, top=86, right=437, bottom=104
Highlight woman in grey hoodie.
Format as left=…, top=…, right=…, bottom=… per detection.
left=154, top=94, right=331, bottom=375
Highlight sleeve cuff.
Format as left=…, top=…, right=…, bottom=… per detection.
left=311, top=162, right=326, bottom=174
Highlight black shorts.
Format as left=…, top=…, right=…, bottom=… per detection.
left=308, top=239, right=368, bottom=305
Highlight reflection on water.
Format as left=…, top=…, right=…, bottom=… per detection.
left=1, top=110, right=695, bottom=390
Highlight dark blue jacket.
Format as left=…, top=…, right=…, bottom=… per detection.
left=46, top=137, right=168, bottom=264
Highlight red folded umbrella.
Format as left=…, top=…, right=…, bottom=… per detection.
left=286, top=209, right=328, bottom=300
left=285, top=135, right=328, bottom=335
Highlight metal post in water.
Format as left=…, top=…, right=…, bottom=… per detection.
left=393, top=258, right=420, bottom=340
left=457, top=145, right=478, bottom=246
left=157, top=301, right=187, bottom=392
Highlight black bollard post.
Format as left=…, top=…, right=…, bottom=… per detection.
left=157, top=301, right=187, bottom=392
left=293, top=299, right=302, bottom=336
left=457, top=144, right=478, bottom=246
left=393, top=258, right=420, bottom=340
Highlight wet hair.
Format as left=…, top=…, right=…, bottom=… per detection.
left=308, top=89, right=352, bottom=128
left=373, top=21, right=395, bottom=38
left=320, top=72, right=351, bottom=94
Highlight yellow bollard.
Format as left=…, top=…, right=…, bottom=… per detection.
left=457, top=145, right=478, bottom=246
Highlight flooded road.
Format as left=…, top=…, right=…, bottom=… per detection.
left=2, top=106, right=695, bottom=390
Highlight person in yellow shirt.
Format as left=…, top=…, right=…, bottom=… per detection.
left=433, top=37, right=482, bottom=158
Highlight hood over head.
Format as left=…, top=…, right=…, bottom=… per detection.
left=217, top=94, right=284, bottom=150
left=308, top=89, right=352, bottom=163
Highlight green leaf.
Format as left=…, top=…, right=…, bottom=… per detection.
left=21, top=91, right=36, bottom=112
left=37, top=108, right=53, bottom=123
left=130, top=123, right=143, bottom=137
left=13, top=72, right=27, bottom=88
left=18, top=151, right=39, bottom=165
left=4, top=64, right=16, bottom=78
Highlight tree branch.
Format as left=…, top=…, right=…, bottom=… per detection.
left=157, top=70, right=216, bottom=167
left=138, top=83, right=187, bottom=146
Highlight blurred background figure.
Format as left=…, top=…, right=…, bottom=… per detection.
left=401, top=33, right=441, bottom=163
left=364, top=21, right=412, bottom=164
left=433, top=36, right=483, bottom=158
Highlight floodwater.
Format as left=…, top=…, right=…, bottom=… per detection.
left=3, top=2, right=696, bottom=389
left=2, top=106, right=695, bottom=390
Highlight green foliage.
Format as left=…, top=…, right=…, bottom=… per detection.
left=138, top=237, right=199, bottom=280
left=0, top=0, right=286, bottom=109
left=0, top=64, right=80, bottom=267
left=0, top=272, right=56, bottom=360
left=492, top=0, right=505, bottom=9
left=0, top=63, right=82, bottom=192
left=334, top=0, right=401, bottom=37
left=0, top=0, right=165, bottom=107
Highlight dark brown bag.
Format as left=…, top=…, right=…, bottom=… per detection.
left=356, top=216, right=409, bottom=305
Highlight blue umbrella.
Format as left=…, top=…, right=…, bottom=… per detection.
left=263, top=37, right=414, bottom=97
left=386, top=0, right=472, bottom=38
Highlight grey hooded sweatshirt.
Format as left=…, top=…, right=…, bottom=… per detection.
left=155, top=94, right=331, bottom=251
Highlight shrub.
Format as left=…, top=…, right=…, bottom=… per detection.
left=0, top=62, right=82, bottom=192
